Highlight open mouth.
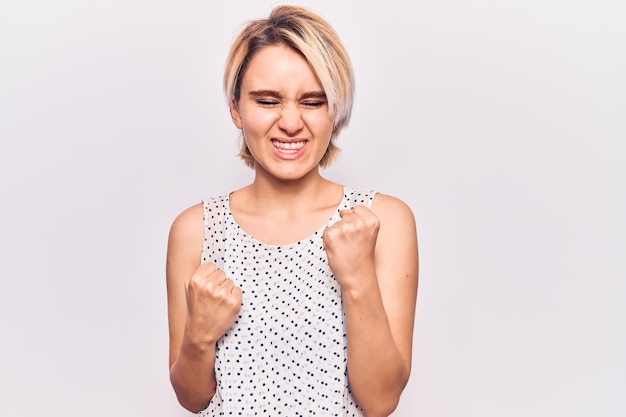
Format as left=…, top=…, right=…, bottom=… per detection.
left=271, top=140, right=307, bottom=154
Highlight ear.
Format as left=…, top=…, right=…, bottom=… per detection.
left=229, top=97, right=243, bottom=129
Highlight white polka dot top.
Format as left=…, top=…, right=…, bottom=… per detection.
left=198, top=185, right=375, bottom=416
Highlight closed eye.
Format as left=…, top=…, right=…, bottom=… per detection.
left=302, top=100, right=326, bottom=108
left=256, top=99, right=280, bottom=106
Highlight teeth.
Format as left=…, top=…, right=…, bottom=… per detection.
left=272, top=140, right=306, bottom=150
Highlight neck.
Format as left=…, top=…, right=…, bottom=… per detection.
left=231, top=173, right=342, bottom=217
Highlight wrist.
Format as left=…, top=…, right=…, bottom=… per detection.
left=180, top=334, right=217, bottom=361
left=339, top=272, right=379, bottom=301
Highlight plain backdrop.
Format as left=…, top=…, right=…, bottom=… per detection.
left=1, top=0, right=624, bottom=416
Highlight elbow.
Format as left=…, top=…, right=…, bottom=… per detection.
left=169, top=369, right=213, bottom=413
left=358, top=386, right=404, bottom=417
left=173, top=391, right=212, bottom=414
left=361, top=398, right=400, bottom=417
left=359, top=368, right=410, bottom=417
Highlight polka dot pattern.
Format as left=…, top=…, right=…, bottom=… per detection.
left=199, top=186, right=375, bottom=416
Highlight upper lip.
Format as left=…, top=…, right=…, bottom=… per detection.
left=271, top=138, right=308, bottom=143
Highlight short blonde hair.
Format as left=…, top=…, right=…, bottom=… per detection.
left=223, top=5, right=355, bottom=168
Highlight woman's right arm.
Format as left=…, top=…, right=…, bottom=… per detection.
left=166, top=204, right=242, bottom=412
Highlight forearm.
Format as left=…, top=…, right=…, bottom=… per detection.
left=343, top=280, right=410, bottom=417
left=169, top=339, right=218, bottom=413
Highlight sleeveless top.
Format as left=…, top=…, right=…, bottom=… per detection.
left=198, top=185, right=376, bottom=417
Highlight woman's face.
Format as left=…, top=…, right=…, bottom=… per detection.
left=230, top=44, right=334, bottom=181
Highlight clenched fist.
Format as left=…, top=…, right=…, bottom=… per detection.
left=183, top=262, right=242, bottom=348
left=322, top=205, right=380, bottom=292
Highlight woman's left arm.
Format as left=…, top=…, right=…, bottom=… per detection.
left=323, top=193, right=419, bottom=417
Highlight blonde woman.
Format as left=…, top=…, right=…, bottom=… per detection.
left=166, top=5, right=419, bottom=416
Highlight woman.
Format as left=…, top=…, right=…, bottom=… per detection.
left=166, top=5, right=419, bottom=416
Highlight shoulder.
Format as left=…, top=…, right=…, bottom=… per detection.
left=371, top=193, right=416, bottom=230
left=170, top=202, right=204, bottom=236
left=167, top=202, right=205, bottom=258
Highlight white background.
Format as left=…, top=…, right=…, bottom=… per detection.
left=1, top=0, right=624, bottom=416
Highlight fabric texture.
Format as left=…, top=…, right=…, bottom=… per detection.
left=198, top=185, right=375, bottom=416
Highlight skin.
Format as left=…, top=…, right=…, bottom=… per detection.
left=166, top=43, right=419, bottom=417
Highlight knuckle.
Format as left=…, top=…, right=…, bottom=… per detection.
left=213, top=269, right=227, bottom=281
left=324, top=228, right=338, bottom=242
left=200, top=261, right=217, bottom=274
left=226, top=293, right=241, bottom=309
left=187, top=273, right=203, bottom=287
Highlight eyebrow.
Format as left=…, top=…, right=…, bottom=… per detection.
left=247, top=90, right=327, bottom=100
left=300, top=91, right=327, bottom=100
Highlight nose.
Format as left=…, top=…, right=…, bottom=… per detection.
left=277, top=104, right=304, bottom=135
